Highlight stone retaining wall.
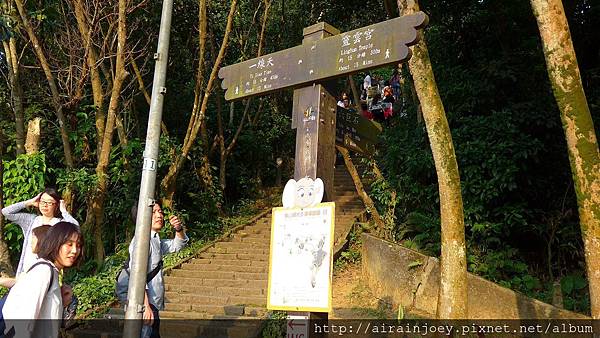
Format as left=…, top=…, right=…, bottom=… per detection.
left=361, top=233, right=589, bottom=319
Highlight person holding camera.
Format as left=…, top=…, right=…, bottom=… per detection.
left=122, top=202, right=188, bottom=338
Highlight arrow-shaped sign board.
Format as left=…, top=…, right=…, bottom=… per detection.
left=336, top=107, right=382, bottom=155
left=219, top=12, right=428, bottom=101
left=287, top=313, right=309, bottom=338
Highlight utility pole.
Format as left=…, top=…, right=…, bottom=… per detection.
left=123, top=0, right=173, bottom=337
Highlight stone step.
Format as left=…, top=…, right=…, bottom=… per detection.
left=175, top=324, right=261, bottom=338
left=234, top=231, right=271, bottom=238
left=335, top=189, right=358, bottom=194
left=159, top=318, right=264, bottom=338
left=165, top=292, right=229, bottom=305
left=336, top=195, right=361, bottom=201
left=66, top=329, right=122, bottom=338
left=336, top=205, right=363, bottom=210
left=335, top=191, right=359, bottom=197
left=164, top=303, right=237, bottom=315
left=199, top=252, right=269, bottom=261
left=336, top=200, right=362, bottom=205
left=165, top=292, right=265, bottom=307
left=165, top=276, right=267, bottom=288
left=164, top=302, right=266, bottom=316
left=160, top=312, right=262, bottom=320
left=240, top=229, right=270, bottom=235
left=167, top=284, right=266, bottom=296
left=229, top=236, right=271, bottom=244
left=165, top=292, right=267, bottom=308
left=171, top=269, right=266, bottom=281
left=207, top=246, right=269, bottom=255
left=238, top=227, right=271, bottom=235
left=188, top=259, right=268, bottom=268
left=336, top=210, right=363, bottom=215
left=180, top=263, right=268, bottom=273
left=215, top=241, right=270, bottom=250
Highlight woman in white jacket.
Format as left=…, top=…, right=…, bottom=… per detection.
left=2, top=222, right=83, bottom=338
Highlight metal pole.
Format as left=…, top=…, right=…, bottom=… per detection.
left=123, top=0, right=173, bottom=337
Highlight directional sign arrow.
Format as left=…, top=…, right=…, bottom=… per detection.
left=288, top=319, right=307, bottom=330
left=219, top=12, right=428, bottom=101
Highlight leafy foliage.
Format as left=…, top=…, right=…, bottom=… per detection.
left=260, top=311, right=287, bottom=338
left=2, top=154, right=46, bottom=259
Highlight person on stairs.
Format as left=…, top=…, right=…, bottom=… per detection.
left=128, top=202, right=188, bottom=338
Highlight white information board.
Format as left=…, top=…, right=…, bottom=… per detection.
left=267, top=202, right=335, bottom=312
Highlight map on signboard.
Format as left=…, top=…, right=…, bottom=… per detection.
left=267, top=202, right=335, bottom=312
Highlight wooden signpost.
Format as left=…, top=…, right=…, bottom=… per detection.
left=219, top=12, right=428, bottom=101
left=219, top=12, right=428, bottom=337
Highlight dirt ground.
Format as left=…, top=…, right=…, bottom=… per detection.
left=330, top=261, right=397, bottom=320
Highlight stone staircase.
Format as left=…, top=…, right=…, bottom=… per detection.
left=159, top=165, right=366, bottom=321
left=160, top=218, right=271, bottom=319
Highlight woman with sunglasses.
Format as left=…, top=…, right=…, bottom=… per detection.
left=1, top=187, right=79, bottom=276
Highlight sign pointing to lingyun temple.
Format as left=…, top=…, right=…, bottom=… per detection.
left=219, top=12, right=428, bottom=101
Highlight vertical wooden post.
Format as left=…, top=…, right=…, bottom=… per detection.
left=287, top=22, right=339, bottom=337
left=291, top=22, right=339, bottom=200
left=292, top=85, right=337, bottom=201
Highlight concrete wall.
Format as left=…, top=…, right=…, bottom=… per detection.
left=361, top=233, right=589, bottom=319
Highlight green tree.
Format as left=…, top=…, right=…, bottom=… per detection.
left=398, top=0, right=468, bottom=318
left=530, top=0, right=600, bottom=318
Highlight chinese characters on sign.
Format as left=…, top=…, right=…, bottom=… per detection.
left=219, top=12, right=428, bottom=101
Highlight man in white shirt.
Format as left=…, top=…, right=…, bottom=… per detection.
left=128, top=203, right=188, bottom=338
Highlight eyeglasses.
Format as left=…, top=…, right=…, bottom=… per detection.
left=39, top=200, right=56, bottom=206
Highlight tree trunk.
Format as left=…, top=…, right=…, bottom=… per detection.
left=398, top=0, right=468, bottom=319
left=161, top=0, right=209, bottom=208
left=89, top=0, right=128, bottom=264
left=337, top=146, right=387, bottom=238
left=14, top=0, right=74, bottom=168
left=348, top=75, right=361, bottom=108
left=383, top=0, right=398, bottom=18
left=0, top=130, right=15, bottom=277
left=2, top=36, right=25, bottom=155
left=161, top=0, right=237, bottom=207
left=25, top=118, right=41, bottom=154
left=530, top=0, right=600, bottom=319
left=71, top=0, right=106, bottom=154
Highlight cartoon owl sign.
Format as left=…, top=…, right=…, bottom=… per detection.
left=282, top=177, right=324, bottom=209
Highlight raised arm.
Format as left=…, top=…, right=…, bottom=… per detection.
left=59, top=200, right=79, bottom=226
left=160, top=215, right=188, bottom=254
left=1, top=199, right=38, bottom=232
